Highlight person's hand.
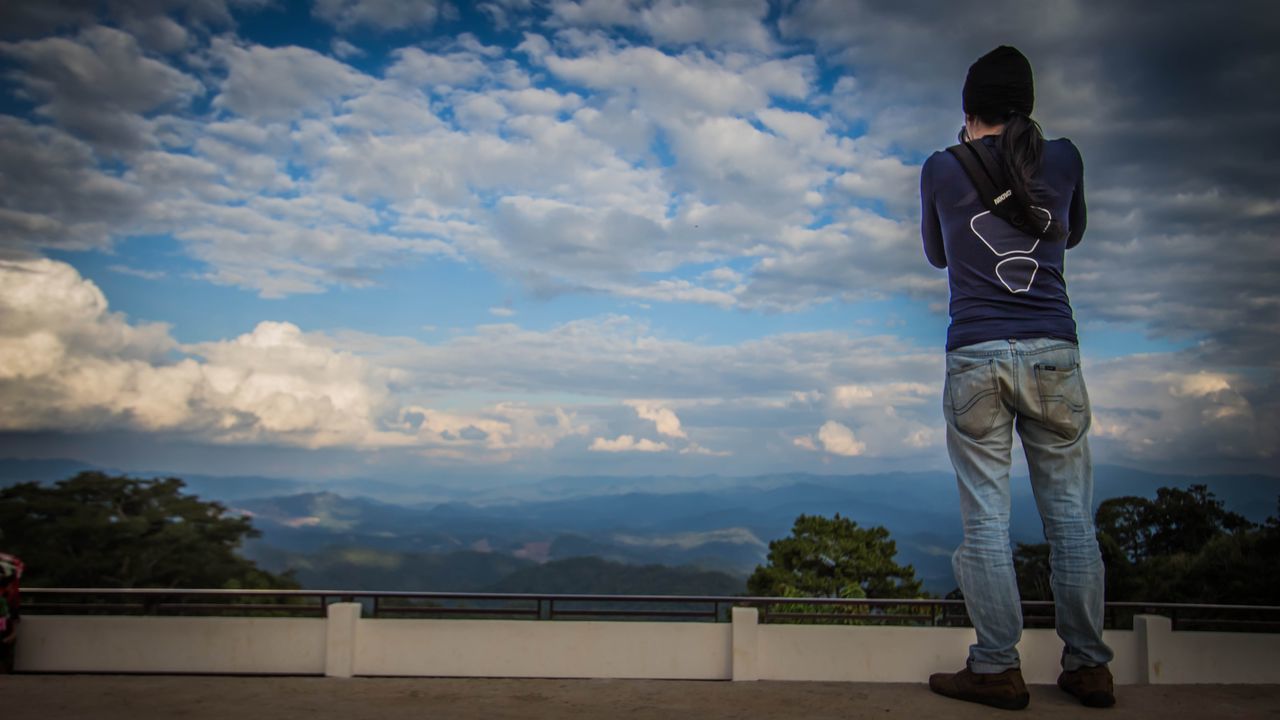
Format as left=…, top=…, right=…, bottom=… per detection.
left=1, top=631, right=15, bottom=644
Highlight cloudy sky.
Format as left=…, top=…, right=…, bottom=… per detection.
left=0, top=0, right=1276, bottom=484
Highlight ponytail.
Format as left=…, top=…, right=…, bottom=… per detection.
left=996, top=112, right=1046, bottom=205
left=978, top=110, right=1065, bottom=241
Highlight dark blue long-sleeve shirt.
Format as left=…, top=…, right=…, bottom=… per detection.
left=921, top=135, right=1087, bottom=351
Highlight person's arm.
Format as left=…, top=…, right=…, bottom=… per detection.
left=1066, top=143, right=1087, bottom=249
left=1, top=587, right=15, bottom=642
left=921, top=155, right=947, bottom=268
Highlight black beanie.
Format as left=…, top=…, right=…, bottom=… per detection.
left=962, top=45, right=1034, bottom=118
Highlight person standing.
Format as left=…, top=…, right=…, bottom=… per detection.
left=0, top=552, right=22, bottom=674
left=919, top=46, right=1115, bottom=710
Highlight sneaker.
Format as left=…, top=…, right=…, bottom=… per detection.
left=1058, top=664, right=1116, bottom=708
left=929, top=666, right=1030, bottom=710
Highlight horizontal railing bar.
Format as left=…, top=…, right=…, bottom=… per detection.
left=25, top=588, right=343, bottom=597
left=21, top=589, right=964, bottom=605
left=149, top=603, right=326, bottom=614
left=21, top=602, right=150, bottom=612
left=550, top=609, right=718, bottom=618
left=1172, top=614, right=1280, bottom=625
left=1103, top=602, right=1280, bottom=611
left=374, top=606, right=540, bottom=616
left=21, top=589, right=1280, bottom=614
left=765, top=613, right=936, bottom=623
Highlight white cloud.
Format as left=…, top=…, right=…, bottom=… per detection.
left=626, top=400, right=686, bottom=438
left=497, top=87, right=584, bottom=115
left=539, top=43, right=811, bottom=119
left=0, top=26, right=202, bottom=151
left=0, top=258, right=587, bottom=455
left=701, top=266, right=743, bottom=286
left=680, top=442, right=730, bottom=457
left=122, top=15, right=192, bottom=54
left=211, top=38, right=374, bottom=122
left=168, top=193, right=456, bottom=298
left=479, top=0, right=536, bottom=30
left=817, top=420, right=866, bottom=457
left=0, top=21, right=929, bottom=314
left=2, top=259, right=1272, bottom=471
left=313, top=0, right=452, bottom=31
left=0, top=259, right=405, bottom=445
left=0, top=0, right=242, bottom=41
left=107, top=265, right=165, bottom=280
left=0, top=3, right=1274, bottom=475
left=362, top=315, right=942, bottom=406
left=590, top=434, right=670, bottom=452
left=388, top=45, right=495, bottom=90
left=832, top=382, right=932, bottom=408
left=778, top=0, right=1280, bottom=360
left=606, top=279, right=738, bottom=308
left=549, top=0, right=774, bottom=51
left=0, top=117, right=145, bottom=252
left=1086, top=355, right=1274, bottom=464
left=399, top=403, right=587, bottom=459
left=666, top=114, right=823, bottom=210
left=331, top=38, right=365, bottom=59
left=336, top=83, right=444, bottom=135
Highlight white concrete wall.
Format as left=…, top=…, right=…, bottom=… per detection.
left=13, top=607, right=1279, bottom=684
left=752, top=622, right=1141, bottom=685
left=355, top=618, right=732, bottom=679
left=1134, top=614, right=1280, bottom=684
left=17, top=615, right=327, bottom=674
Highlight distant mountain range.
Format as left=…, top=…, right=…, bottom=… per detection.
left=3, top=458, right=1277, bottom=595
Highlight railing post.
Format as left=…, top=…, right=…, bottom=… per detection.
left=325, top=602, right=362, bottom=678
left=731, top=606, right=760, bottom=682
left=1134, top=614, right=1172, bottom=685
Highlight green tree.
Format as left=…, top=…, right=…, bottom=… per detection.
left=0, top=472, right=295, bottom=589
left=1144, top=485, right=1252, bottom=557
left=1095, top=496, right=1152, bottom=564
left=1096, top=485, right=1252, bottom=565
left=1095, top=485, right=1274, bottom=604
left=747, top=513, right=922, bottom=599
left=1012, top=541, right=1052, bottom=601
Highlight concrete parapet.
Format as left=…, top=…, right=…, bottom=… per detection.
left=14, top=608, right=1280, bottom=683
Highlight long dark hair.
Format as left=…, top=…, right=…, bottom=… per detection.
left=988, top=111, right=1048, bottom=207
left=965, top=110, right=1064, bottom=240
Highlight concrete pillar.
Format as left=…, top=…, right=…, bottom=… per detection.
left=731, top=606, right=759, bottom=681
left=1133, top=614, right=1172, bottom=685
left=325, top=602, right=361, bottom=678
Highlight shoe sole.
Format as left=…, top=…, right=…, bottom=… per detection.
left=931, top=687, right=1030, bottom=711
left=985, top=694, right=1031, bottom=711
left=1080, top=691, right=1116, bottom=708
left=1058, top=680, right=1115, bottom=708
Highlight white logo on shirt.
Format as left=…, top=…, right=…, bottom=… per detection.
left=969, top=207, right=1052, bottom=294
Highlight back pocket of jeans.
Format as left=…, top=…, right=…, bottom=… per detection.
left=1035, top=363, right=1088, bottom=439
left=947, top=359, right=1000, bottom=438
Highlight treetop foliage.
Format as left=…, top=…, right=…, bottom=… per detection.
left=1095, top=484, right=1254, bottom=564
left=0, top=472, right=296, bottom=589
left=747, top=513, right=922, bottom=599
left=1017, top=484, right=1279, bottom=605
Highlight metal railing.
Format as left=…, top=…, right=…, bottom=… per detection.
left=20, top=588, right=1280, bottom=632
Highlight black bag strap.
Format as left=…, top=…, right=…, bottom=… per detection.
left=946, top=140, right=1060, bottom=241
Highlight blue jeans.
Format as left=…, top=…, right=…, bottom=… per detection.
left=943, top=337, right=1113, bottom=673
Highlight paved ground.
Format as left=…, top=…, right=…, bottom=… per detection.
left=4, top=676, right=1280, bottom=719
